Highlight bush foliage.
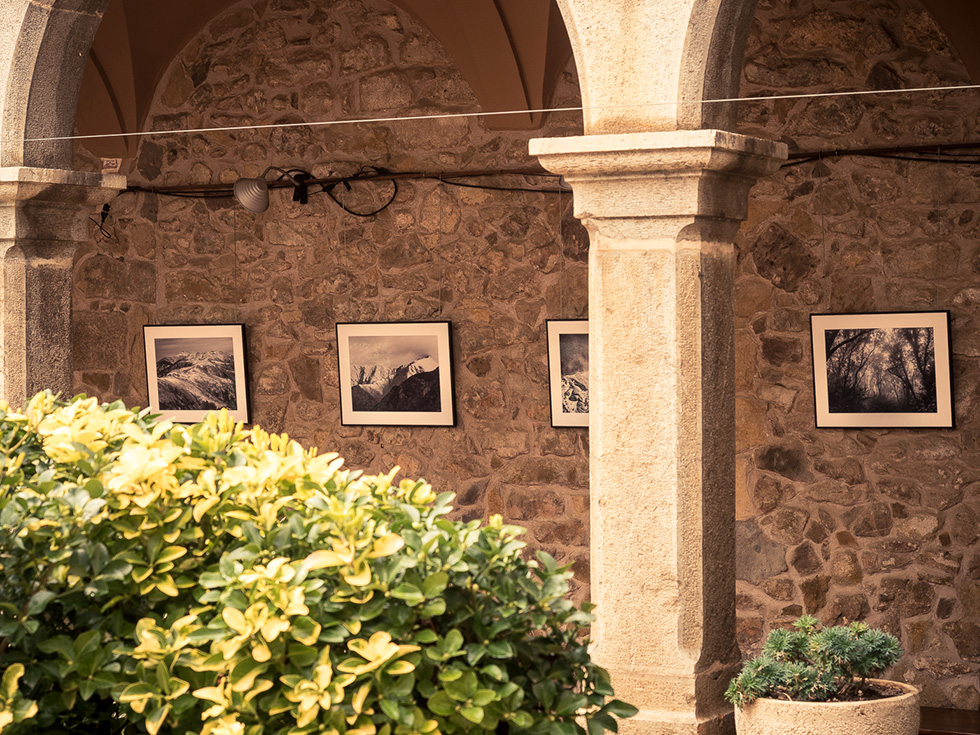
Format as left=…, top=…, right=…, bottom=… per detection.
left=0, top=392, right=634, bottom=735
left=725, top=615, right=903, bottom=709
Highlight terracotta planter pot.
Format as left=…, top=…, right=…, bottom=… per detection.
left=734, top=679, right=920, bottom=735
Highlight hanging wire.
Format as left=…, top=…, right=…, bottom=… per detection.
left=20, top=82, right=980, bottom=145
left=233, top=205, right=242, bottom=319
left=818, top=154, right=827, bottom=270
left=935, top=145, right=943, bottom=308
left=558, top=185, right=565, bottom=318
left=437, top=175, right=445, bottom=318
left=343, top=226, right=353, bottom=319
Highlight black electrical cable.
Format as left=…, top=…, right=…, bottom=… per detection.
left=322, top=166, right=398, bottom=217
left=89, top=203, right=113, bottom=238
left=123, top=139, right=980, bottom=203
left=126, top=185, right=231, bottom=198
left=779, top=156, right=823, bottom=168
left=866, top=152, right=980, bottom=164
left=780, top=151, right=980, bottom=168
left=781, top=142, right=980, bottom=168
left=440, top=178, right=564, bottom=194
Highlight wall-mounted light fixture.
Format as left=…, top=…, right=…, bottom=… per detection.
left=233, top=166, right=310, bottom=212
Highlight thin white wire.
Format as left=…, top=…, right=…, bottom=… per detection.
left=20, top=83, right=980, bottom=144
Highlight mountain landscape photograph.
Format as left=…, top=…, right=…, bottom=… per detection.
left=347, top=335, right=441, bottom=413
left=153, top=336, right=238, bottom=411
left=559, top=332, right=589, bottom=414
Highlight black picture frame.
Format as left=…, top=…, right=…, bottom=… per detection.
left=143, top=323, right=250, bottom=423
left=336, top=321, right=456, bottom=427
left=546, top=319, right=589, bottom=428
left=810, top=311, right=953, bottom=428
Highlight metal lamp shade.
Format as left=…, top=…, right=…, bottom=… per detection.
left=233, top=177, right=271, bottom=213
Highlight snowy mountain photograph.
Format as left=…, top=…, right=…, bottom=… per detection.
left=154, top=337, right=237, bottom=411
left=547, top=320, right=589, bottom=427
left=348, top=335, right=441, bottom=412
left=144, top=324, right=250, bottom=423
left=336, top=322, right=456, bottom=426
left=559, top=332, right=589, bottom=414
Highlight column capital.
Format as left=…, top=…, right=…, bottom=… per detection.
left=0, top=166, right=126, bottom=203
left=531, top=130, right=787, bottom=230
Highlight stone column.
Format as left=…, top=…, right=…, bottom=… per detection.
left=0, top=167, right=126, bottom=407
left=531, top=130, right=786, bottom=735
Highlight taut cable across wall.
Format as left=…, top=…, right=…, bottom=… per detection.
left=16, top=82, right=980, bottom=145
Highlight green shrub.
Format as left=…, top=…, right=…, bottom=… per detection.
left=0, top=392, right=635, bottom=735
left=725, top=615, right=903, bottom=709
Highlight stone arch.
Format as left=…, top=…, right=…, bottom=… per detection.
left=554, top=0, right=761, bottom=134
left=0, top=0, right=110, bottom=168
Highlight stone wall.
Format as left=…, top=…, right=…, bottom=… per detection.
left=733, top=0, right=980, bottom=709
left=71, top=0, right=980, bottom=709
left=72, top=0, right=593, bottom=596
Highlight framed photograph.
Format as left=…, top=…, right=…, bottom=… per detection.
left=810, top=311, right=953, bottom=428
left=547, top=319, right=589, bottom=428
left=336, top=321, right=455, bottom=426
left=143, top=324, right=250, bottom=423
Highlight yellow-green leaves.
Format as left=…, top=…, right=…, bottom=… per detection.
left=0, top=665, right=37, bottom=733
left=117, top=672, right=189, bottom=735
left=0, top=392, right=630, bottom=735
left=220, top=604, right=274, bottom=661
left=282, top=658, right=355, bottom=728
left=303, top=523, right=404, bottom=589
left=369, top=533, right=405, bottom=558
left=339, top=632, right=420, bottom=676
left=124, top=537, right=188, bottom=597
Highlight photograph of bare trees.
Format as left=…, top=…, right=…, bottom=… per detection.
left=825, top=328, right=936, bottom=413
left=811, top=312, right=953, bottom=428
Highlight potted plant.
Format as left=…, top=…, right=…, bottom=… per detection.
left=0, top=392, right=636, bottom=735
left=725, top=615, right=919, bottom=735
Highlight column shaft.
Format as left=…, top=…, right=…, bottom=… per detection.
left=531, top=130, right=787, bottom=735
left=0, top=167, right=126, bottom=406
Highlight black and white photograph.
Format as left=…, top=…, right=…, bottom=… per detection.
left=336, top=321, right=455, bottom=426
left=547, top=320, right=589, bottom=428
left=143, top=324, right=250, bottom=423
left=810, top=311, right=953, bottom=428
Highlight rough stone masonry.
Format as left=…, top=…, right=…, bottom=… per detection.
left=71, top=0, right=980, bottom=708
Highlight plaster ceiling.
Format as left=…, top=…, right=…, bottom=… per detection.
left=75, top=0, right=572, bottom=157
left=74, top=0, right=980, bottom=159
left=917, top=0, right=980, bottom=83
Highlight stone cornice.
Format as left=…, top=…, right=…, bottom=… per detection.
left=0, top=167, right=127, bottom=243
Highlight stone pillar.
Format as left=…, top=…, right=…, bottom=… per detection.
left=0, top=167, right=126, bottom=407
left=531, top=130, right=786, bottom=735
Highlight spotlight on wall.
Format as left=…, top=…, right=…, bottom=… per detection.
left=233, top=166, right=306, bottom=213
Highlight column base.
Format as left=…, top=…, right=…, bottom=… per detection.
left=620, top=710, right=732, bottom=735
left=608, top=660, right=740, bottom=735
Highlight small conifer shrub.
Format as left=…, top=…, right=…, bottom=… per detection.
left=0, top=392, right=636, bottom=735
left=725, top=615, right=903, bottom=709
